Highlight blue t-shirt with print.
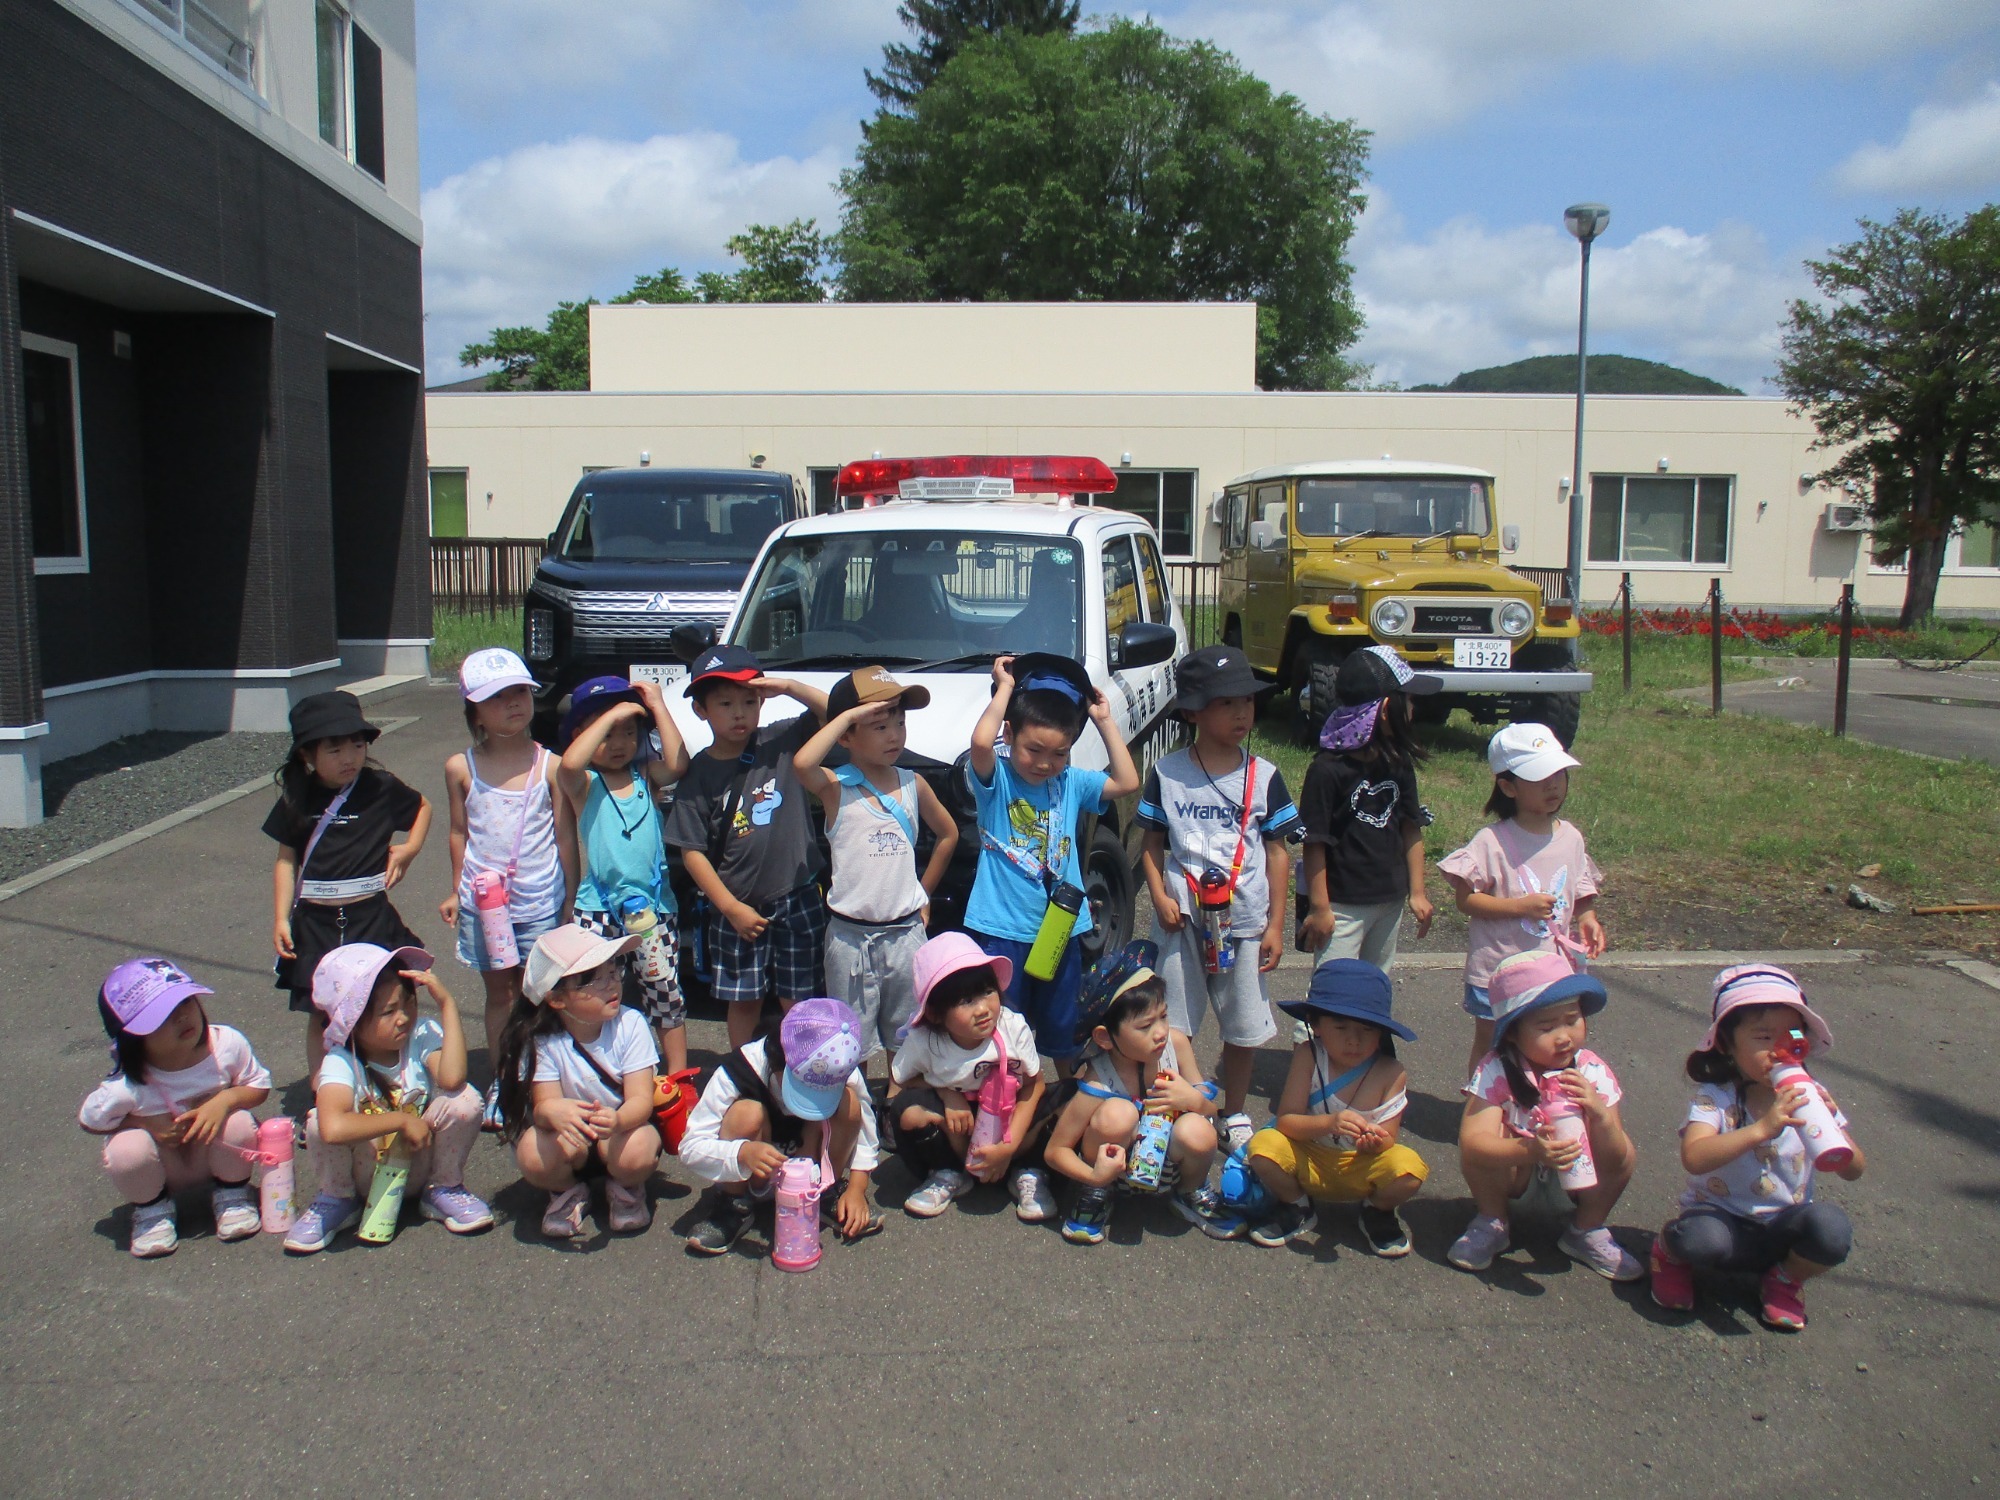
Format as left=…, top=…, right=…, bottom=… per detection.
left=965, top=755, right=1110, bottom=943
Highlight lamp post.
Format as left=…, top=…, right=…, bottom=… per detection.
left=1563, top=202, right=1609, bottom=610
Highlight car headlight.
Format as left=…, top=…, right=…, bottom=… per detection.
left=1497, top=600, right=1534, bottom=637
left=526, top=608, right=555, bottom=661
left=1372, top=599, right=1411, bottom=635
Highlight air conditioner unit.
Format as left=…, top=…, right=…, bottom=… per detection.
left=1822, top=502, right=1869, bottom=533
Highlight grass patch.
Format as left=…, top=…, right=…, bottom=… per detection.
left=432, top=608, right=521, bottom=675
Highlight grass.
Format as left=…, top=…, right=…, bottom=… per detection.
left=431, top=607, right=521, bottom=675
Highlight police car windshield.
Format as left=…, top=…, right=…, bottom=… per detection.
left=555, top=478, right=786, bottom=564
left=1294, top=478, right=1492, bottom=539
left=733, top=531, right=1083, bottom=667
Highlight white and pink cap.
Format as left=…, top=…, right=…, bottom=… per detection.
left=459, top=647, right=537, bottom=703
left=312, top=942, right=433, bottom=1048
left=1700, top=964, right=1833, bottom=1053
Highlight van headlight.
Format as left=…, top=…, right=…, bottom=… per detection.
left=526, top=608, right=555, bottom=661
left=1497, top=600, right=1534, bottom=637
left=1372, top=599, right=1411, bottom=635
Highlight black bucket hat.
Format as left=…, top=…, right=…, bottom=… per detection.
left=289, top=690, right=379, bottom=746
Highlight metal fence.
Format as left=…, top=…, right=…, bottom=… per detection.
left=432, top=538, right=545, bottom=615
left=1169, top=560, right=1222, bottom=645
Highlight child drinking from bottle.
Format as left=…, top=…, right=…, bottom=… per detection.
left=890, top=932, right=1053, bottom=1222
left=495, top=924, right=664, bottom=1239
left=284, top=943, right=491, bottom=1253
left=794, top=667, right=960, bottom=1067
left=1440, top=722, right=1606, bottom=1077
left=558, top=674, right=691, bottom=1071
left=1650, top=965, right=1866, bottom=1330
left=966, top=652, right=1141, bottom=1070
left=681, top=997, right=884, bottom=1256
left=80, top=959, right=272, bottom=1258
left=1450, top=949, right=1641, bottom=1280
left=1044, top=943, right=1225, bottom=1244
left=1138, top=644, right=1300, bottom=1153
left=267, top=690, right=430, bottom=1077
left=1242, top=959, right=1428, bottom=1255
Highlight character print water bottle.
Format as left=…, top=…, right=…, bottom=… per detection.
left=1194, top=868, right=1236, bottom=974
left=471, top=869, right=518, bottom=969
left=1534, top=1078, right=1599, bottom=1191
left=771, top=1156, right=824, bottom=1272
left=1769, top=1030, right=1853, bottom=1170
left=256, top=1116, right=296, bottom=1233
left=620, top=895, right=673, bottom=984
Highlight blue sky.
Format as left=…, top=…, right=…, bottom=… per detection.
left=416, top=1, right=2000, bottom=391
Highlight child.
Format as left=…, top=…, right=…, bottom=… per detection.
left=1651, top=966, right=1866, bottom=1330
left=660, top=644, right=831, bottom=1049
left=966, top=652, right=1141, bottom=1068
left=1450, top=949, right=1641, bottom=1280
left=558, top=674, right=692, bottom=1072
left=494, top=924, right=664, bottom=1239
left=1242, top=958, right=1428, bottom=1255
left=890, top=932, right=1053, bottom=1221
left=794, top=666, right=959, bottom=1067
left=266, top=690, right=430, bottom=1077
left=283, top=943, right=492, bottom=1253
left=680, top=997, right=884, bottom=1255
left=79, top=959, right=272, bottom=1258
left=441, top=648, right=573, bottom=1110
left=1044, top=943, right=1225, bottom=1244
left=1297, top=646, right=1435, bottom=973
left=1440, top=722, right=1606, bottom=1077
left=1138, top=644, right=1300, bottom=1152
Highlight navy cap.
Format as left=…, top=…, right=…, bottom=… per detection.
left=1277, top=957, right=1417, bottom=1042
left=685, top=643, right=763, bottom=696
left=1173, top=644, right=1273, bottom=712
left=560, top=675, right=641, bottom=747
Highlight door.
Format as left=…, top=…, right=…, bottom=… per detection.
left=1243, top=482, right=1289, bottom=668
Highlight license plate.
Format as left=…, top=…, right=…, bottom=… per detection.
left=1452, top=638, right=1512, bottom=670
left=629, top=663, right=687, bottom=689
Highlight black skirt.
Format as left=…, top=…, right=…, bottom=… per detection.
left=276, top=893, right=423, bottom=1012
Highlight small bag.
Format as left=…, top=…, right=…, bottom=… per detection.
left=577, top=1046, right=701, bottom=1156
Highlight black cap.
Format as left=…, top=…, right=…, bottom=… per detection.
left=1172, top=644, right=1273, bottom=711
left=684, top=643, right=763, bottom=696
left=1008, top=652, right=1092, bottom=706
left=1334, top=644, right=1441, bottom=705
left=289, top=690, right=379, bottom=746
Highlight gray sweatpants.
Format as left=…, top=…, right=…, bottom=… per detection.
left=823, top=911, right=927, bottom=1056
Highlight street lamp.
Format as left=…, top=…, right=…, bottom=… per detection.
left=1563, top=202, right=1609, bottom=610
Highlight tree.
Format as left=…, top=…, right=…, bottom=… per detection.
left=839, top=21, right=1370, bottom=390
left=1778, top=206, right=2000, bottom=627
left=1411, top=353, right=1742, bottom=396
left=865, top=0, right=1080, bottom=113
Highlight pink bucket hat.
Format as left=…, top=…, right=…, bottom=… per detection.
left=1700, top=964, right=1832, bottom=1053
left=1487, top=949, right=1607, bottom=1044
left=910, top=932, right=1014, bottom=1031
left=312, top=942, right=432, bottom=1048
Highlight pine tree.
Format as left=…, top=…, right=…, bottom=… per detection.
left=865, top=0, right=1080, bottom=112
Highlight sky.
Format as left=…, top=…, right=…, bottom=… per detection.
left=415, top=0, right=2000, bottom=392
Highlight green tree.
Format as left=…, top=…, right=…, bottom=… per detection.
left=865, top=0, right=1080, bottom=113
left=838, top=21, right=1369, bottom=390
left=1778, top=206, right=2000, bottom=627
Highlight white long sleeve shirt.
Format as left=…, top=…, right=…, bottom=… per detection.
left=678, top=1038, right=881, bottom=1185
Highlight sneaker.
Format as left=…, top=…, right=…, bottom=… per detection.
left=1560, top=1224, right=1645, bottom=1281
left=606, top=1180, right=652, bottom=1234
left=419, top=1183, right=495, bottom=1235
left=283, top=1194, right=360, bottom=1254
left=1247, top=1198, right=1316, bottom=1248
left=1220, top=1112, right=1255, bottom=1156
left=129, top=1198, right=178, bottom=1259
left=211, top=1184, right=261, bottom=1242
left=1759, top=1265, right=1808, bottom=1331
left=480, top=1079, right=503, bottom=1133
left=685, top=1193, right=755, bottom=1256
left=540, top=1183, right=590, bottom=1240
left=1359, top=1205, right=1412, bottom=1258
left=1650, top=1241, right=1696, bottom=1310
left=1170, top=1185, right=1230, bottom=1232
left=1009, top=1167, right=1057, bottom=1223
left=903, top=1168, right=975, bottom=1218
left=1447, top=1213, right=1510, bottom=1271
left=1060, top=1185, right=1114, bottom=1245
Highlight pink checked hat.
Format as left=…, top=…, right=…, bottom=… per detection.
left=1701, top=965, right=1832, bottom=1053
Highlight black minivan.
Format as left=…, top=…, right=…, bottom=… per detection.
left=522, top=467, right=806, bottom=730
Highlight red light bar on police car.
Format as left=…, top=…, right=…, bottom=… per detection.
left=835, top=455, right=1119, bottom=500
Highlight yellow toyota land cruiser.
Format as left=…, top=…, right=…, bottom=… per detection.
left=1216, top=461, right=1591, bottom=745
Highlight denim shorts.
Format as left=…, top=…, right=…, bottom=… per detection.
left=454, top=900, right=563, bottom=972
left=1462, top=983, right=1493, bottom=1020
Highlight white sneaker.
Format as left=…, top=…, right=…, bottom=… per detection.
left=211, top=1184, right=261, bottom=1241
left=129, top=1199, right=178, bottom=1258
left=903, top=1168, right=974, bottom=1218
left=1010, top=1167, right=1057, bottom=1223
left=1221, top=1112, right=1255, bottom=1156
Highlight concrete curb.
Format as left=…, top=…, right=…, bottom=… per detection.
left=1945, top=959, right=2000, bottom=993
left=1276, top=947, right=1879, bottom=974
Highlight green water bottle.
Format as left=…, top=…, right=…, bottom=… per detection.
left=1025, top=880, right=1084, bottom=981
left=358, top=1135, right=412, bottom=1244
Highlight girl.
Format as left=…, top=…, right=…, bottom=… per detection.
left=266, top=690, right=430, bottom=1077
left=1651, top=966, right=1866, bottom=1330
left=1045, top=942, right=1225, bottom=1245
left=681, top=997, right=884, bottom=1256
left=284, top=943, right=491, bottom=1254
left=79, top=958, right=272, bottom=1258
left=557, top=674, right=691, bottom=1072
left=441, top=647, right=574, bottom=1117
left=1243, top=958, right=1429, bottom=1255
left=495, top=924, right=663, bottom=1240
left=890, top=932, right=1053, bottom=1222
left=1450, top=949, right=1641, bottom=1280
left=1440, top=721, right=1606, bottom=1077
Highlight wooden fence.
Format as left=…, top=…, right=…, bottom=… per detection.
left=432, top=538, right=545, bottom=615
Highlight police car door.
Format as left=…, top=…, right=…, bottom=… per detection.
left=1101, top=530, right=1178, bottom=776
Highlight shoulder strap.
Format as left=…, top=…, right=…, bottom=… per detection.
left=833, top=764, right=919, bottom=848
left=571, top=1032, right=627, bottom=1097
left=709, top=748, right=758, bottom=866
left=290, top=778, right=358, bottom=909
left=1307, top=1052, right=1376, bottom=1113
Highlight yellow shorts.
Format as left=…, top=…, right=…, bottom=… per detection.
left=1247, top=1127, right=1428, bottom=1203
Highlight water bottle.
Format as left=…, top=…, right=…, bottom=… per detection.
left=620, top=895, right=673, bottom=985
left=771, top=1157, right=823, bottom=1273
left=471, top=869, right=518, bottom=969
left=1194, top=868, right=1236, bottom=974
left=1125, top=1109, right=1175, bottom=1191
left=358, top=1137, right=412, bottom=1244
left=256, top=1116, right=296, bottom=1233
left=1770, top=1030, right=1854, bottom=1170
left=1534, top=1079, right=1599, bottom=1191
left=1025, top=880, right=1083, bottom=981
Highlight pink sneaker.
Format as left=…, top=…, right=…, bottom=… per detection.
left=1760, top=1266, right=1808, bottom=1330
left=1649, top=1241, right=1696, bottom=1310
left=606, top=1180, right=651, bottom=1234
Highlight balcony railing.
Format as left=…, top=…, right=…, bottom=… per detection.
left=130, top=0, right=256, bottom=87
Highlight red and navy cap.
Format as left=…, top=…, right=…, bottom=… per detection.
left=685, top=643, right=763, bottom=696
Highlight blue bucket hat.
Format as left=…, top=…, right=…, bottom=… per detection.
left=1278, top=958, right=1417, bottom=1042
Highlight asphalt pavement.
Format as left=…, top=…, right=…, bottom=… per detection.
left=2, top=680, right=1995, bottom=1498
left=1720, top=657, right=2000, bottom=766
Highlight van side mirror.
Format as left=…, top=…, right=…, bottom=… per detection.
left=546, top=531, right=558, bottom=551
left=1112, top=621, right=1178, bottom=670
left=1501, top=525, right=1521, bottom=554
left=671, top=622, right=718, bottom=663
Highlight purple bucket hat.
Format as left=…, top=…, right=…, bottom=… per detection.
left=1700, top=964, right=1833, bottom=1054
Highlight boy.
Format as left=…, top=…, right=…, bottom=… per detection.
left=1137, top=644, right=1301, bottom=1154
left=661, top=644, right=830, bottom=1047
left=965, top=652, right=1141, bottom=1068
left=793, top=665, right=960, bottom=1067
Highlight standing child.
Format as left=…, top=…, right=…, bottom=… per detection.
left=1650, top=966, right=1866, bottom=1330
left=1449, top=950, right=1642, bottom=1281
left=1440, top=723, right=1606, bottom=1077
left=966, top=652, right=1141, bottom=1070
left=267, top=691, right=430, bottom=1077
left=661, top=645, right=830, bottom=1049
left=557, top=675, right=691, bottom=1072
left=80, top=959, right=272, bottom=1258
left=793, top=666, right=959, bottom=1067
left=1138, top=644, right=1300, bottom=1152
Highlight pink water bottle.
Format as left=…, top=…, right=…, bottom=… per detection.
left=1770, top=1031, right=1853, bottom=1170
left=256, top=1116, right=296, bottom=1233
left=470, top=870, right=518, bottom=968
left=1534, top=1080, right=1598, bottom=1191
left=771, top=1157, right=823, bottom=1273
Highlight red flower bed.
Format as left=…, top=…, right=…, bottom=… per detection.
left=1580, top=607, right=1916, bottom=643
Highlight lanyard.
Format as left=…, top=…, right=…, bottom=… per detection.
left=1182, top=754, right=1259, bottom=903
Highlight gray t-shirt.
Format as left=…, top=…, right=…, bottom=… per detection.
left=661, top=713, right=824, bottom=907
left=1135, top=747, right=1299, bottom=935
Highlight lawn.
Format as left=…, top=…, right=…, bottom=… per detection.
left=431, top=607, right=521, bottom=675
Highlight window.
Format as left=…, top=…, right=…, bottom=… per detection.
left=1255, top=483, right=1286, bottom=536
left=1868, top=510, right=2000, bottom=576
left=128, top=0, right=257, bottom=88
left=428, top=470, right=468, bottom=538
left=315, top=1, right=385, bottom=180
left=22, top=334, right=88, bottom=574
left=1135, top=534, right=1170, bottom=624
left=809, top=468, right=840, bottom=515
left=1090, top=469, right=1197, bottom=557
left=1224, top=488, right=1248, bottom=550
left=314, top=0, right=346, bottom=149
left=1587, top=475, right=1733, bottom=567
left=1103, top=537, right=1141, bottom=656
left=349, top=24, right=385, bottom=181
left=1294, top=477, right=1492, bottom=539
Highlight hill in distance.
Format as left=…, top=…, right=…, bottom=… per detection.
left=1409, top=353, right=1743, bottom=395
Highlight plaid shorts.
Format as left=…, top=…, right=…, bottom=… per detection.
left=704, top=882, right=828, bottom=1006
left=574, top=906, right=685, bottom=1029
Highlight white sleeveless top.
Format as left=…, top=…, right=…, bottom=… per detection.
left=824, top=768, right=927, bottom=923
left=457, top=745, right=563, bottom=919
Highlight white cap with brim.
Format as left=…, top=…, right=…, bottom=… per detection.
left=522, top=924, right=640, bottom=1004
left=459, top=647, right=538, bottom=703
left=1487, top=722, right=1582, bottom=783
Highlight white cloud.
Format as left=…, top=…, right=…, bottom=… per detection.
left=1834, top=82, right=2000, bottom=196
